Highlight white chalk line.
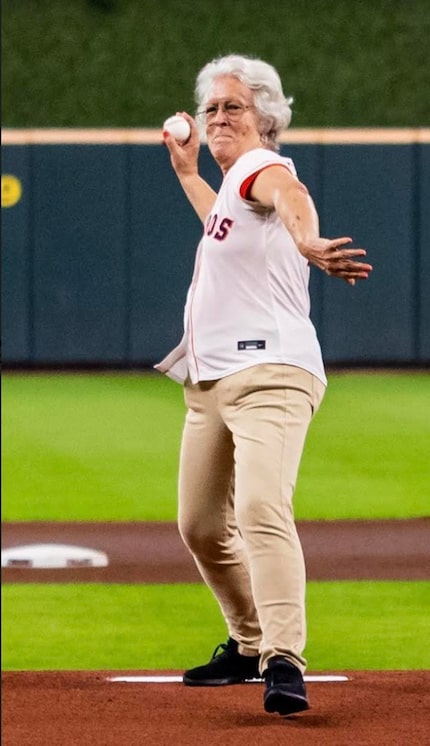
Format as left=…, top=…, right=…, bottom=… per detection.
left=108, top=675, right=348, bottom=684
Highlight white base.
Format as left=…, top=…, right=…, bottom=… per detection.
left=1, top=543, right=109, bottom=568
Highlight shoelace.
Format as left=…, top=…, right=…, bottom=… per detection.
left=211, top=641, right=233, bottom=659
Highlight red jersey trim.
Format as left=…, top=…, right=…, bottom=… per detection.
left=239, top=164, right=294, bottom=201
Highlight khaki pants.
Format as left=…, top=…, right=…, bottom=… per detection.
left=178, top=363, right=325, bottom=674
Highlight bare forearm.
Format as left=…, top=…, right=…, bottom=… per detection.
left=252, top=166, right=372, bottom=284
left=178, top=173, right=217, bottom=224
left=162, top=116, right=216, bottom=224
left=274, top=184, right=320, bottom=251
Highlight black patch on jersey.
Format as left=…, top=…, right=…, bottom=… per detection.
left=237, top=340, right=266, bottom=350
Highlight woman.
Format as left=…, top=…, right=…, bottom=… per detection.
left=157, top=54, right=372, bottom=717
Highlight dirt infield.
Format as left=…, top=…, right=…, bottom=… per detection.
left=2, top=518, right=429, bottom=582
left=2, top=519, right=429, bottom=745
left=2, top=670, right=429, bottom=746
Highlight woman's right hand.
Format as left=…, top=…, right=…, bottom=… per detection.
left=162, top=112, right=200, bottom=177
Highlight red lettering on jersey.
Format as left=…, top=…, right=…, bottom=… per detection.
left=206, top=214, right=217, bottom=236
left=214, top=217, right=234, bottom=241
left=205, top=214, right=235, bottom=241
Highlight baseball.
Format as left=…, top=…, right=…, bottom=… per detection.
left=163, top=115, right=191, bottom=143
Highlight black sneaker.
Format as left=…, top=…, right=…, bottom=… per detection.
left=263, top=657, right=309, bottom=716
left=183, top=637, right=260, bottom=686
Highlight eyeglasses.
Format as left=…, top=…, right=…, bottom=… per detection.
left=196, top=101, right=254, bottom=123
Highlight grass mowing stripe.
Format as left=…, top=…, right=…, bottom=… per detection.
left=2, top=374, right=184, bottom=521
left=295, top=373, right=430, bottom=518
left=306, top=581, right=430, bottom=670
left=3, top=372, right=430, bottom=521
left=2, top=582, right=429, bottom=671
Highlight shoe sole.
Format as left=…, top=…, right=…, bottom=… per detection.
left=264, top=689, right=309, bottom=716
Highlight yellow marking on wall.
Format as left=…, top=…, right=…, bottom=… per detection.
left=1, top=174, right=23, bottom=208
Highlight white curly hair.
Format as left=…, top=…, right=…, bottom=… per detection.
left=194, top=54, right=293, bottom=152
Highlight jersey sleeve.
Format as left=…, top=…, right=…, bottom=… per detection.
left=234, top=151, right=297, bottom=201
left=239, top=163, right=295, bottom=200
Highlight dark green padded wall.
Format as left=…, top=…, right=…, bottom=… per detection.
left=2, top=142, right=429, bottom=366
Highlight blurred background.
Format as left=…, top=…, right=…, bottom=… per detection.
left=2, top=0, right=430, bottom=369
left=3, top=0, right=430, bottom=129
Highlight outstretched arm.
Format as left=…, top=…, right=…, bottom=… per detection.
left=162, top=112, right=217, bottom=224
left=251, top=165, right=373, bottom=286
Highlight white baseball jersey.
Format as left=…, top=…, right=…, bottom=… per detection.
left=155, top=147, right=327, bottom=387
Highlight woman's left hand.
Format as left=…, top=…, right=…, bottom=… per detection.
left=299, top=237, right=373, bottom=286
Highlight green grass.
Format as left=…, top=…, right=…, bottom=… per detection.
left=3, top=372, right=427, bottom=678
left=295, top=372, right=430, bottom=518
left=3, top=0, right=430, bottom=127
left=2, top=373, right=185, bottom=521
left=2, top=582, right=429, bottom=671
left=2, top=372, right=429, bottom=521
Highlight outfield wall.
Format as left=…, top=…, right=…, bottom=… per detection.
left=2, top=129, right=430, bottom=367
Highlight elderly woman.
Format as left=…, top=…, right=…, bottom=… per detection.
left=157, top=54, right=372, bottom=717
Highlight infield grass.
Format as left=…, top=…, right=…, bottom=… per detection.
left=2, top=371, right=430, bottom=521
left=2, top=581, right=429, bottom=671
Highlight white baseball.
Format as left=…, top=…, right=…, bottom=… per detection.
left=163, top=115, right=191, bottom=143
